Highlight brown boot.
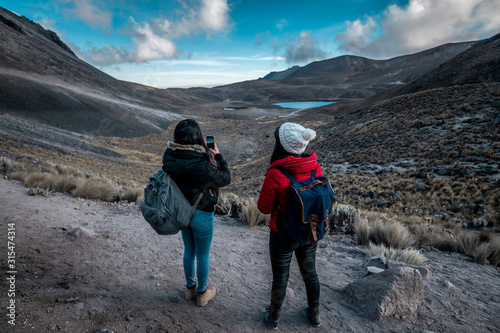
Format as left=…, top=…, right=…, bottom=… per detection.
left=196, top=286, right=216, bottom=307
left=185, top=283, right=197, bottom=301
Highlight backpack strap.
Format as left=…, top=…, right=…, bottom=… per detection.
left=275, top=167, right=296, bottom=182
left=276, top=167, right=316, bottom=181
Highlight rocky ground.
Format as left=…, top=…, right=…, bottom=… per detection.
left=1, top=177, right=499, bottom=333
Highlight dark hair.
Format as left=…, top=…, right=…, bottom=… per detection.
left=174, top=119, right=207, bottom=150
left=270, top=126, right=293, bottom=163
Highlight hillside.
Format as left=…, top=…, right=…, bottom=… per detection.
left=0, top=6, right=179, bottom=138
left=143, top=41, right=474, bottom=105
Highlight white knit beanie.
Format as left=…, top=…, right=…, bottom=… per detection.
left=278, top=122, right=316, bottom=154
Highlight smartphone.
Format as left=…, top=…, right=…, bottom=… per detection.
left=206, top=136, right=215, bottom=149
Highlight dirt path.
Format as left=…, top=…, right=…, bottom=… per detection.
left=1, top=178, right=499, bottom=332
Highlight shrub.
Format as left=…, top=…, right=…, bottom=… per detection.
left=354, top=218, right=370, bottom=245
left=330, top=203, right=359, bottom=233
left=0, top=157, right=26, bottom=176
left=25, top=172, right=51, bottom=188
left=240, top=198, right=268, bottom=227
left=217, top=192, right=240, bottom=216
left=368, top=220, right=416, bottom=249
left=455, top=231, right=479, bottom=257
left=474, top=243, right=492, bottom=265
left=122, top=187, right=142, bottom=203
left=55, top=176, right=79, bottom=194
left=363, top=242, right=426, bottom=267
left=73, top=178, right=120, bottom=202
left=425, top=228, right=457, bottom=252
left=8, top=171, right=27, bottom=182
left=488, top=237, right=500, bottom=267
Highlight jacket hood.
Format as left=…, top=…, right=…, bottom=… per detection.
left=168, top=141, right=206, bottom=154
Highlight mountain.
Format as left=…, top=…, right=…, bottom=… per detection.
left=308, top=32, right=500, bottom=185
left=0, top=6, right=179, bottom=139
left=153, top=41, right=475, bottom=104
left=393, top=32, right=500, bottom=96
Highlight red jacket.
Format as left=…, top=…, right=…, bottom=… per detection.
left=257, top=153, right=323, bottom=231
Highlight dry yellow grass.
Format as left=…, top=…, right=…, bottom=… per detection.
left=73, top=178, right=120, bottom=202
left=240, top=198, right=269, bottom=227
left=363, top=242, right=426, bottom=267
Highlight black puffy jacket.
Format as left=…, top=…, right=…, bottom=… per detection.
left=162, top=143, right=231, bottom=212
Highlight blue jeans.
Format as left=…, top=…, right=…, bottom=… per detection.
left=181, top=209, right=214, bottom=293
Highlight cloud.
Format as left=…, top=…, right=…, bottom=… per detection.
left=81, top=0, right=230, bottom=65
left=65, top=0, right=112, bottom=30
left=275, top=19, right=288, bottom=30
left=335, top=0, right=500, bottom=58
left=283, top=31, right=328, bottom=64
left=131, top=19, right=177, bottom=62
left=198, top=0, right=229, bottom=31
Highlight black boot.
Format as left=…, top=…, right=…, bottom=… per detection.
left=306, top=306, right=321, bottom=328
left=262, top=305, right=280, bottom=330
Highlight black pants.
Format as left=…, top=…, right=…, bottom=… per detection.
left=268, top=230, right=320, bottom=314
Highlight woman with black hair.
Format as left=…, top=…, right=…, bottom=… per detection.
left=257, top=122, right=323, bottom=329
left=162, top=119, right=231, bottom=307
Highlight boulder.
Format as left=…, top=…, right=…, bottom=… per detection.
left=364, top=254, right=388, bottom=270
left=387, top=260, right=432, bottom=279
left=344, top=266, right=424, bottom=320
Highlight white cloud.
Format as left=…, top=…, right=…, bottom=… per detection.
left=132, top=19, right=177, bottom=62
left=284, top=31, right=328, bottom=64
left=65, top=0, right=112, bottom=30
left=82, top=0, right=230, bottom=65
left=199, top=0, right=229, bottom=31
left=335, top=0, right=500, bottom=58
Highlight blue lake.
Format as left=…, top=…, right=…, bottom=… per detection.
left=273, top=101, right=335, bottom=109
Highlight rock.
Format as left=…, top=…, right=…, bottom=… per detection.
left=474, top=204, right=486, bottom=214
left=387, top=260, right=431, bottom=279
left=430, top=212, right=447, bottom=220
left=28, top=188, right=39, bottom=195
left=344, top=266, right=424, bottom=320
left=5, top=216, right=22, bottom=223
left=467, top=218, right=488, bottom=229
left=436, top=168, right=449, bottom=176
left=368, top=199, right=388, bottom=208
left=416, top=171, right=428, bottom=179
left=415, top=183, right=431, bottom=191
left=68, top=226, right=97, bottom=238
left=364, top=254, right=388, bottom=270
left=442, top=280, right=456, bottom=290
left=449, top=204, right=462, bottom=213
left=366, top=266, right=385, bottom=275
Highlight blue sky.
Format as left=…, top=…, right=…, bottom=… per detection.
left=4, top=0, right=500, bottom=88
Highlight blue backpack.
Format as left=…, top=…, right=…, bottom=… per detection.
left=277, top=168, right=334, bottom=245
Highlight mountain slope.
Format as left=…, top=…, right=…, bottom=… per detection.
left=156, top=41, right=476, bottom=104
left=0, top=7, right=179, bottom=138
left=394, top=32, right=500, bottom=96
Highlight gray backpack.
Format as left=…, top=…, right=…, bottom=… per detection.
left=141, top=169, right=203, bottom=235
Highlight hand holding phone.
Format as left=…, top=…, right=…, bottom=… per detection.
left=206, top=136, right=215, bottom=149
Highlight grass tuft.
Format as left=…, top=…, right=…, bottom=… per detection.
left=121, top=187, right=142, bottom=203
left=240, top=198, right=269, bottom=227
left=367, top=220, right=415, bottom=249
left=363, top=242, right=426, bottom=267
left=0, top=156, right=26, bottom=176
left=455, top=231, right=479, bottom=257
left=73, top=178, right=120, bottom=202
left=354, top=218, right=370, bottom=245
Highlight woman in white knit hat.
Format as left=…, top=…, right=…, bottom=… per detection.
left=257, top=122, right=324, bottom=329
